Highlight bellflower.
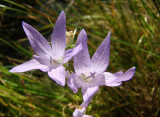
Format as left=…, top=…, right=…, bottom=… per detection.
left=10, top=11, right=82, bottom=86
left=68, top=29, right=135, bottom=104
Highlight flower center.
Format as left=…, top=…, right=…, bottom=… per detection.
left=50, top=56, right=63, bottom=66
left=80, top=72, right=96, bottom=82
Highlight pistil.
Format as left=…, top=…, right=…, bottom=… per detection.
left=50, top=57, right=62, bottom=65
left=81, top=72, right=96, bottom=82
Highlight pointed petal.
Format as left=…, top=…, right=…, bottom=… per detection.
left=9, top=59, right=48, bottom=73
left=22, top=22, right=51, bottom=56
left=74, top=29, right=91, bottom=75
left=89, top=74, right=106, bottom=87
left=51, top=11, right=66, bottom=58
left=65, top=70, right=70, bottom=79
left=63, top=43, right=82, bottom=63
left=73, top=108, right=93, bottom=117
left=83, top=115, right=93, bottom=117
left=106, top=82, right=122, bottom=87
left=82, top=86, right=88, bottom=96
left=48, top=66, right=65, bottom=86
left=89, top=72, right=117, bottom=87
left=68, top=73, right=83, bottom=93
left=90, top=31, right=111, bottom=73
left=73, top=108, right=85, bottom=117
left=81, top=86, right=99, bottom=108
left=33, top=55, right=50, bottom=66
left=103, top=72, right=118, bottom=85
left=67, top=73, right=78, bottom=93
left=114, top=71, right=123, bottom=76
left=113, top=67, right=136, bottom=82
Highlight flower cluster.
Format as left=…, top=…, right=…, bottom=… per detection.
left=10, top=11, right=135, bottom=117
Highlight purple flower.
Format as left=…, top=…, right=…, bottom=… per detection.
left=68, top=29, right=135, bottom=105
left=10, top=11, right=82, bottom=86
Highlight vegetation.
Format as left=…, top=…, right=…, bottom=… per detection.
left=0, top=0, right=159, bottom=116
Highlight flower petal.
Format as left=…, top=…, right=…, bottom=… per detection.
left=90, top=31, right=111, bottom=73
left=63, top=43, right=82, bottom=63
left=48, top=66, right=65, bottom=86
left=74, top=29, right=91, bottom=75
left=68, top=73, right=83, bottom=93
left=114, top=71, right=123, bottom=76
left=65, top=70, right=70, bottom=79
left=73, top=108, right=85, bottom=117
left=103, top=72, right=118, bottom=85
left=67, top=73, right=78, bottom=93
left=22, top=22, right=51, bottom=57
left=73, top=108, right=92, bottom=117
left=51, top=11, right=66, bottom=58
left=113, top=67, right=136, bottom=82
left=81, top=86, right=99, bottom=108
left=89, top=72, right=117, bottom=87
left=83, top=115, right=93, bottom=117
left=9, top=59, right=48, bottom=73
left=106, top=82, right=122, bottom=87
left=33, top=55, right=50, bottom=66
left=88, top=72, right=119, bottom=87
left=89, top=73, right=106, bottom=87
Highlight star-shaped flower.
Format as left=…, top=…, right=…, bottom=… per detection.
left=68, top=29, right=135, bottom=105
left=10, top=11, right=82, bottom=86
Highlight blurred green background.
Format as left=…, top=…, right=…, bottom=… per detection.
left=0, top=0, right=160, bottom=117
